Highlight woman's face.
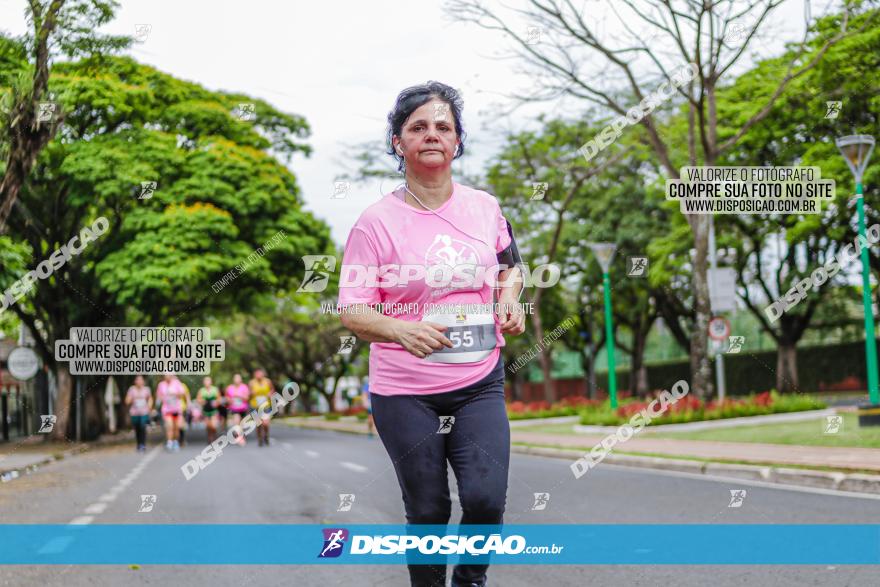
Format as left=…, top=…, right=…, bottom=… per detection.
left=233, top=374, right=242, bottom=384
left=134, top=375, right=144, bottom=386
left=395, top=99, right=459, bottom=170
left=203, top=377, right=212, bottom=387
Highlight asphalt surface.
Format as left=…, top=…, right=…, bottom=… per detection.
left=1, top=422, right=878, bottom=586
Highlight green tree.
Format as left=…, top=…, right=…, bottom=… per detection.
left=447, top=0, right=876, bottom=399
left=1, top=52, right=331, bottom=439
left=0, top=0, right=129, bottom=230
left=706, top=8, right=879, bottom=391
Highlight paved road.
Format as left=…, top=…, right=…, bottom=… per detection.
left=1, top=423, right=878, bottom=586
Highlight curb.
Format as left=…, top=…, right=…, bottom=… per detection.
left=511, top=445, right=880, bottom=496
left=0, top=447, right=83, bottom=483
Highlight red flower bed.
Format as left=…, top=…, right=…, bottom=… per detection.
left=615, top=390, right=779, bottom=419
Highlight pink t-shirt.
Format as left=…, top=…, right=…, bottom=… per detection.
left=337, top=182, right=512, bottom=396
left=126, top=386, right=152, bottom=416
left=225, top=383, right=250, bottom=412
left=156, top=379, right=185, bottom=415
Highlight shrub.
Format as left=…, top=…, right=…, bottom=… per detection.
left=324, top=413, right=341, bottom=421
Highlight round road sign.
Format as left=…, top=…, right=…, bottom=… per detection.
left=8, top=346, right=40, bottom=380
left=708, top=316, right=731, bottom=341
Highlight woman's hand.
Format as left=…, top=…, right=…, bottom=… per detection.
left=392, top=320, right=454, bottom=359
left=496, top=293, right=526, bottom=335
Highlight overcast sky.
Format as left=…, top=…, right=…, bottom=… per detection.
left=0, top=0, right=811, bottom=245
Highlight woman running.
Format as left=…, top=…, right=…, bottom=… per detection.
left=125, top=375, right=153, bottom=452
left=197, top=376, right=221, bottom=444
left=248, top=369, right=274, bottom=446
left=225, top=373, right=251, bottom=446
left=337, top=81, right=525, bottom=587
left=156, top=373, right=187, bottom=452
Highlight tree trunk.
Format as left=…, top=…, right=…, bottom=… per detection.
left=580, top=348, right=593, bottom=400
left=508, top=367, right=522, bottom=401
left=51, top=365, right=72, bottom=441
left=530, top=309, right=555, bottom=403
left=776, top=343, right=798, bottom=393
left=85, top=385, right=103, bottom=440
left=631, top=330, right=649, bottom=396
left=300, top=387, right=313, bottom=413
left=688, top=214, right=714, bottom=400
left=321, top=391, right=336, bottom=413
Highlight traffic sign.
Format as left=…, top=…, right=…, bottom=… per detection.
left=8, top=346, right=39, bottom=380
left=708, top=316, right=731, bottom=341
left=709, top=267, right=737, bottom=312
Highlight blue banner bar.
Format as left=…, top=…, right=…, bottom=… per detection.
left=0, top=525, right=878, bottom=564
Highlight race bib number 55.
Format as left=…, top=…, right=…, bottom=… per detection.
left=421, top=308, right=496, bottom=364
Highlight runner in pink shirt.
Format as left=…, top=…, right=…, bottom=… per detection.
left=125, top=375, right=153, bottom=452
left=225, top=373, right=250, bottom=446
left=336, top=82, right=526, bottom=587
left=156, top=373, right=186, bottom=452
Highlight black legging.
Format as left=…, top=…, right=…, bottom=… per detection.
left=133, top=417, right=147, bottom=447
left=370, top=355, right=509, bottom=587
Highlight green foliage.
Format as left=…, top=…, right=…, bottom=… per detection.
left=1, top=52, right=332, bottom=340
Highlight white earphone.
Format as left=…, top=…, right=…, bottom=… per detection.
left=396, top=143, right=460, bottom=156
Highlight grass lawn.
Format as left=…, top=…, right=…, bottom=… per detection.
left=512, top=414, right=880, bottom=448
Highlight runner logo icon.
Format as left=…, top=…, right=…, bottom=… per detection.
left=437, top=416, right=455, bottom=434
left=319, top=528, right=349, bottom=558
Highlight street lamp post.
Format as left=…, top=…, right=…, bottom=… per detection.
left=589, top=243, right=618, bottom=409
left=836, top=134, right=878, bottom=408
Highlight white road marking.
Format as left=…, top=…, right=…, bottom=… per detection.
left=37, top=536, right=74, bottom=554
left=67, top=445, right=162, bottom=527
left=305, top=450, right=319, bottom=458
left=84, top=503, right=108, bottom=514
left=340, top=461, right=368, bottom=473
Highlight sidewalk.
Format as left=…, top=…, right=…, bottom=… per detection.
left=510, top=431, right=880, bottom=472
left=0, top=428, right=144, bottom=480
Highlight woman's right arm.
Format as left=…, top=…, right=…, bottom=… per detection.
left=340, top=304, right=453, bottom=359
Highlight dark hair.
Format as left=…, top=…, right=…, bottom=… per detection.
left=386, top=81, right=466, bottom=173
